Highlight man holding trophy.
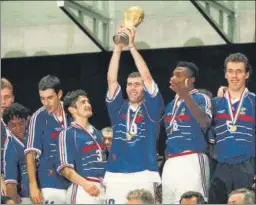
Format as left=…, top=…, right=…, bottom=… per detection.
left=103, top=6, right=165, bottom=204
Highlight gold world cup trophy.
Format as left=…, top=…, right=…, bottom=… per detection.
left=113, top=6, right=144, bottom=46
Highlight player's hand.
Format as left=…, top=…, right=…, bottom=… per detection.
left=82, top=181, right=100, bottom=197
left=169, top=77, right=190, bottom=99
left=217, top=86, right=227, bottom=98
left=29, top=184, right=44, bottom=204
left=122, top=26, right=136, bottom=48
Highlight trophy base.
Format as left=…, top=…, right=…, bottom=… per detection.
left=113, top=32, right=129, bottom=46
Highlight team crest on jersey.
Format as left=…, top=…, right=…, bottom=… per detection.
left=48, top=169, right=54, bottom=176
left=240, top=107, right=246, bottom=114
left=180, top=108, right=185, bottom=116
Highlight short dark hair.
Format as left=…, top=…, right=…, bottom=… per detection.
left=38, top=75, right=61, bottom=94
left=224, top=52, right=252, bottom=75
left=176, top=61, right=199, bottom=78
left=3, top=102, right=30, bottom=125
left=63, top=89, right=88, bottom=118
left=128, top=71, right=141, bottom=78
left=180, top=191, right=206, bottom=204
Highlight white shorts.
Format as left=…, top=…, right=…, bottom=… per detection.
left=66, top=182, right=103, bottom=204
left=103, top=170, right=161, bottom=204
left=162, top=151, right=210, bottom=204
left=41, top=188, right=67, bottom=204
left=21, top=197, right=32, bottom=204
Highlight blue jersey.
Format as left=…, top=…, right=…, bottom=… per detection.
left=3, top=130, right=29, bottom=197
left=56, top=122, right=106, bottom=181
left=164, top=89, right=212, bottom=155
left=24, top=106, right=70, bottom=189
left=1, top=119, right=7, bottom=174
left=106, top=82, right=165, bottom=173
left=210, top=89, right=255, bottom=164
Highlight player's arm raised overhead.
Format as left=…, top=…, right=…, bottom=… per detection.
left=107, top=35, right=124, bottom=99
left=125, top=27, right=154, bottom=93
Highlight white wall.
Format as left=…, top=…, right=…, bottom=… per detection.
left=1, top=1, right=255, bottom=58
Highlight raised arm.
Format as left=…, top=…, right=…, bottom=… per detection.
left=107, top=44, right=123, bottom=99
left=124, top=27, right=153, bottom=93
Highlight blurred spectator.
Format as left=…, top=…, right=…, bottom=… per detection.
left=227, top=188, right=255, bottom=204
left=180, top=191, right=206, bottom=204
left=126, top=189, right=155, bottom=204
left=101, top=127, right=113, bottom=160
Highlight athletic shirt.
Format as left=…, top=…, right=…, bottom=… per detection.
left=24, top=105, right=70, bottom=189
left=56, top=122, right=106, bottom=181
left=210, top=89, right=255, bottom=164
left=105, top=81, right=165, bottom=173
left=164, top=89, right=212, bottom=155
left=4, top=130, right=29, bottom=197
left=1, top=119, right=7, bottom=174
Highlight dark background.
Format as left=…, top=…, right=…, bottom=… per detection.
left=2, top=43, right=255, bottom=155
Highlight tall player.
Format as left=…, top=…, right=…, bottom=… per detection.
left=162, top=61, right=212, bottom=204
left=56, top=89, right=106, bottom=204
left=24, top=75, right=69, bottom=204
left=3, top=103, right=31, bottom=204
left=1, top=78, right=15, bottom=195
left=208, top=53, right=255, bottom=203
left=103, top=27, right=165, bottom=204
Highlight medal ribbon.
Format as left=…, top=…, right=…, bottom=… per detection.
left=226, top=88, right=247, bottom=125
left=71, top=122, right=103, bottom=153
left=53, top=103, right=67, bottom=129
left=126, top=105, right=140, bottom=135
left=169, top=89, right=198, bottom=128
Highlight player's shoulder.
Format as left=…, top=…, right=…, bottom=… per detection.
left=30, top=106, right=46, bottom=119
left=247, top=90, right=256, bottom=99
left=193, top=91, right=211, bottom=101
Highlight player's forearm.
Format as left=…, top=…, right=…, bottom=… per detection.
left=61, top=167, right=89, bottom=187
left=183, top=95, right=211, bottom=127
left=6, top=183, right=20, bottom=203
left=130, top=46, right=153, bottom=89
left=26, top=152, right=39, bottom=187
left=107, top=46, right=122, bottom=95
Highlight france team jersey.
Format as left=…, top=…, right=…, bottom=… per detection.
left=164, top=89, right=212, bottom=155
left=210, top=89, right=255, bottom=164
left=56, top=122, right=106, bottom=181
left=24, top=106, right=70, bottom=189
left=105, top=81, right=165, bottom=173
left=4, top=130, right=29, bottom=197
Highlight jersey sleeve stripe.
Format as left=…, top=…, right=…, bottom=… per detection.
left=3, top=137, right=10, bottom=179
left=27, top=108, right=43, bottom=149
left=4, top=179, right=18, bottom=184
left=106, top=84, right=121, bottom=102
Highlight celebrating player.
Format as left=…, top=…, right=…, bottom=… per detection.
left=3, top=103, right=31, bottom=204
left=25, top=75, right=69, bottom=204
left=103, top=27, right=165, bottom=204
left=56, top=89, right=106, bottom=204
left=208, top=53, right=255, bottom=203
left=162, top=61, right=212, bottom=203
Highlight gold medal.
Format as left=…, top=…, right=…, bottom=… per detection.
left=170, top=129, right=173, bottom=134
left=126, top=133, right=133, bottom=141
left=230, top=125, right=237, bottom=133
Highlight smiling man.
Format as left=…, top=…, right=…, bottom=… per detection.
left=103, top=27, right=164, bottom=204
left=25, top=75, right=69, bottom=204
left=208, top=53, right=255, bottom=203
